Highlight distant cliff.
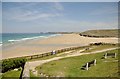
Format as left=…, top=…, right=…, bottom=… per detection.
left=46, top=32, right=76, bottom=34
left=79, top=29, right=120, bottom=38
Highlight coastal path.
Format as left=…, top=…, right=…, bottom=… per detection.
left=23, top=47, right=119, bottom=77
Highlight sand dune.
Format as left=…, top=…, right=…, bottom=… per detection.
left=1, top=34, right=118, bottom=59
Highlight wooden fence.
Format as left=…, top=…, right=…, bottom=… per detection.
left=25, top=46, right=87, bottom=60
left=3, top=45, right=89, bottom=61
left=3, top=43, right=117, bottom=61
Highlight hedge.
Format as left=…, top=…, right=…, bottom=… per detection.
left=2, top=58, right=26, bottom=73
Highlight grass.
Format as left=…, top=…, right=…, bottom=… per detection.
left=81, top=44, right=117, bottom=53
left=36, top=49, right=119, bottom=77
left=30, top=70, right=37, bottom=79
left=1, top=68, right=22, bottom=79
left=80, top=29, right=120, bottom=37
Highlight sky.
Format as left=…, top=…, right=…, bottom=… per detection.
left=2, top=0, right=120, bottom=2
left=2, top=2, right=118, bottom=33
left=0, top=2, right=1, bottom=33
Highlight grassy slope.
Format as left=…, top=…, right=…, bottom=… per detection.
left=36, top=49, right=119, bottom=77
left=80, top=29, right=120, bottom=37
left=81, top=44, right=117, bottom=53
left=2, top=69, right=22, bottom=79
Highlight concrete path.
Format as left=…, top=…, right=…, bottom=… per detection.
left=22, top=62, right=30, bottom=79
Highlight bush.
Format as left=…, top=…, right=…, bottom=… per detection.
left=2, top=58, right=26, bottom=73
left=18, top=67, right=22, bottom=71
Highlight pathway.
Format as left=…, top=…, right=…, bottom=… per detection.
left=23, top=47, right=119, bottom=77
left=22, top=62, right=30, bottom=79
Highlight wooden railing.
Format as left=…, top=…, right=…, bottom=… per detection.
left=2, top=45, right=88, bottom=61
left=3, top=42, right=118, bottom=61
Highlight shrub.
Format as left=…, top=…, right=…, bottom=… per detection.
left=18, top=67, right=22, bottom=71
left=2, top=58, right=26, bottom=73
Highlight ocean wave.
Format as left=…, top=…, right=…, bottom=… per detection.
left=0, top=42, right=2, bottom=46
left=7, top=34, right=61, bottom=43
left=8, top=36, right=47, bottom=42
left=48, top=34, right=61, bottom=37
left=0, top=44, right=2, bottom=46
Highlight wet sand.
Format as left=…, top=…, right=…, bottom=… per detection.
left=1, top=34, right=118, bottom=59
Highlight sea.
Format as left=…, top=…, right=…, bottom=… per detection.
left=0, top=33, right=61, bottom=46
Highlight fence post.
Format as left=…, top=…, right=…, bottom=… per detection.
left=31, top=56, right=32, bottom=59
left=115, top=53, right=117, bottom=58
left=86, top=63, right=89, bottom=70
left=104, top=53, right=107, bottom=59
left=94, top=59, right=96, bottom=66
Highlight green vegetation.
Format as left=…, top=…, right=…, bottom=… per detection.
left=30, top=70, right=37, bottom=79
left=30, top=71, right=36, bottom=77
left=2, top=58, right=26, bottom=73
left=1, top=44, right=118, bottom=78
left=81, top=44, right=117, bottom=53
left=80, top=29, right=120, bottom=37
left=2, top=67, right=22, bottom=79
left=36, top=49, right=119, bottom=77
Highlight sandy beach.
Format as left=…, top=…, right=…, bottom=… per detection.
left=1, top=34, right=118, bottom=59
